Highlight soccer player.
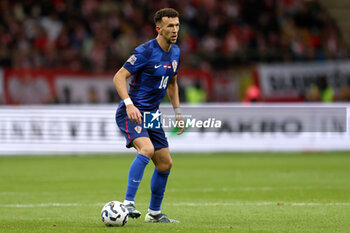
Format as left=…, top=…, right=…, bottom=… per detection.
left=113, top=8, right=184, bottom=223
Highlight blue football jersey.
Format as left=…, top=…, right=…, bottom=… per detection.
left=120, top=39, right=180, bottom=111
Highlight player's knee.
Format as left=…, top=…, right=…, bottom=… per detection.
left=167, top=160, right=173, bottom=170
left=139, top=146, right=154, bottom=158
left=157, top=159, right=172, bottom=172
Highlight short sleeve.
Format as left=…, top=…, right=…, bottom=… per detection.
left=173, top=47, right=181, bottom=76
left=123, top=51, right=148, bottom=75
left=174, top=58, right=180, bottom=76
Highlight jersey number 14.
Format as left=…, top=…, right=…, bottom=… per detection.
left=159, top=76, right=169, bottom=89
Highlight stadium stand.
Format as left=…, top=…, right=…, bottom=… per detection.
left=0, top=0, right=348, bottom=72
left=319, top=0, right=350, bottom=49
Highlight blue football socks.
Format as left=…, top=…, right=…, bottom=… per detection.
left=125, top=153, right=150, bottom=201
left=149, top=168, right=170, bottom=211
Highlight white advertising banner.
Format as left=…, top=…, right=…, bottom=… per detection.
left=0, top=68, right=4, bottom=103
left=0, top=105, right=128, bottom=154
left=258, top=61, right=350, bottom=99
left=55, top=75, right=117, bottom=103
left=0, top=104, right=349, bottom=155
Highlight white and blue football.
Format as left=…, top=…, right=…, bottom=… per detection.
left=101, top=201, right=129, bottom=227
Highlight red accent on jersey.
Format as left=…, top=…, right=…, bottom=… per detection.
left=125, top=118, right=131, bottom=141
left=131, top=72, right=138, bottom=87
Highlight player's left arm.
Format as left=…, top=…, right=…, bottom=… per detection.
left=167, top=75, right=185, bottom=135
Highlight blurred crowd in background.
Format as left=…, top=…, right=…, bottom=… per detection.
left=0, top=0, right=348, bottom=72
left=1, top=0, right=349, bottom=105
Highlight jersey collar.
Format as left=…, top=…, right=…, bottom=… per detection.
left=153, top=38, right=172, bottom=53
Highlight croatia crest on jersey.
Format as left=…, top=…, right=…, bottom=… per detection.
left=134, top=126, right=142, bottom=133
left=172, top=60, right=177, bottom=72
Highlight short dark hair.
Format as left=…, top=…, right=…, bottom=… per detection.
left=154, top=8, right=179, bottom=25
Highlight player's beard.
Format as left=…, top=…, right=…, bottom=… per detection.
left=169, top=36, right=177, bottom=44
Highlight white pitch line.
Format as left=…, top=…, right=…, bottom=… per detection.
left=0, top=203, right=83, bottom=208
left=1, top=186, right=348, bottom=196
left=1, top=202, right=350, bottom=208
left=171, top=202, right=350, bottom=206
left=0, top=192, right=58, bottom=196
left=167, top=186, right=350, bottom=192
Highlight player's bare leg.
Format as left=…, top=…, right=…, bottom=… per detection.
left=132, top=137, right=155, bottom=159
left=124, top=137, right=154, bottom=218
left=151, top=147, right=172, bottom=172
left=145, top=147, right=179, bottom=223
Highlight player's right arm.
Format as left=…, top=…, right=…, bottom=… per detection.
left=113, top=67, right=142, bottom=124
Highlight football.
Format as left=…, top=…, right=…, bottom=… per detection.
left=101, top=201, right=129, bottom=227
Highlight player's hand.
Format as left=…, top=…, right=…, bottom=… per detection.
left=176, top=113, right=185, bottom=135
left=126, top=105, right=143, bottom=124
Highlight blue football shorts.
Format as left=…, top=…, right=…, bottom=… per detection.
left=115, top=107, right=169, bottom=149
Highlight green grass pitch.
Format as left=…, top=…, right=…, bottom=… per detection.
left=0, top=152, right=350, bottom=233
